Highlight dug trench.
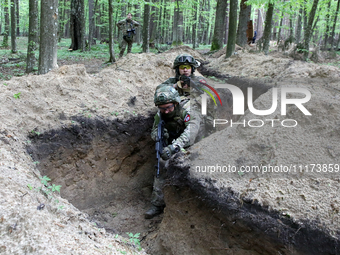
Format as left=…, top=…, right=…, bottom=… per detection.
left=25, top=72, right=337, bottom=255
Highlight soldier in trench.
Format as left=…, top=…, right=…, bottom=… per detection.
left=116, top=13, right=140, bottom=58
left=145, top=86, right=202, bottom=219
left=156, top=53, right=206, bottom=98
left=157, top=53, right=216, bottom=135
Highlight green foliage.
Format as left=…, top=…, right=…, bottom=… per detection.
left=126, top=232, right=142, bottom=251
left=13, top=92, right=21, bottom=99
left=40, top=176, right=51, bottom=186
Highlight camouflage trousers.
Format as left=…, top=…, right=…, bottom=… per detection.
left=119, top=39, right=133, bottom=57
left=150, top=159, right=166, bottom=207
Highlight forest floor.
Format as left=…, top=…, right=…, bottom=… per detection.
left=2, top=36, right=338, bottom=81
left=1, top=41, right=340, bottom=254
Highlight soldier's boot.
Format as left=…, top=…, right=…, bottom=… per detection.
left=144, top=205, right=164, bottom=219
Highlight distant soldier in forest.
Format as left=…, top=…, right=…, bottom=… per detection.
left=116, top=13, right=140, bottom=58
left=145, top=86, right=202, bottom=219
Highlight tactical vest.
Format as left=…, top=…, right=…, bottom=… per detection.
left=163, top=100, right=189, bottom=143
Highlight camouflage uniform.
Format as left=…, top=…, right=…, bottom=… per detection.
left=116, top=18, right=139, bottom=57
left=145, top=87, right=201, bottom=217
left=157, top=53, right=216, bottom=142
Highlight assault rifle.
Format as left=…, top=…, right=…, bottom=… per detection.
left=179, top=75, right=204, bottom=95
left=155, top=117, right=166, bottom=178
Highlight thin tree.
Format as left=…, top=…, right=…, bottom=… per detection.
left=2, top=0, right=9, bottom=47
left=10, top=0, right=17, bottom=53
left=295, top=4, right=303, bottom=44
left=236, top=0, right=251, bottom=47
left=142, top=2, right=150, bottom=52
left=58, top=0, right=65, bottom=42
left=262, top=2, right=274, bottom=55
left=323, top=0, right=332, bottom=50
left=26, top=0, right=38, bottom=73
left=330, top=0, right=340, bottom=49
left=39, top=0, right=58, bottom=74
left=277, top=11, right=284, bottom=44
left=173, top=0, right=183, bottom=45
left=88, top=0, right=99, bottom=50
left=226, top=0, right=238, bottom=58
left=108, top=0, right=115, bottom=62
left=192, top=0, right=199, bottom=49
left=303, top=0, right=319, bottom=60
left=15, top=0, right=19, bottom=36
left=211, top=0, right=228, bottom=51
left=134, top=4, right=142, bottom=45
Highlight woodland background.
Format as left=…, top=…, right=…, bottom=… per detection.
left=0, top=0, right=339, bottom=75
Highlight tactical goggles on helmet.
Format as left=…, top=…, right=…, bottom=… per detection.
left=178, top=56, right=195, bottom=63
left=179, top=64, right=192, bottom=70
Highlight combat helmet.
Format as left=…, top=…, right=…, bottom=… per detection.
left=173, top=53, right=199, bottom=69
left=154, top=86, right=181, bottom=106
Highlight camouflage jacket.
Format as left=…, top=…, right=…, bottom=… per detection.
left=157, top=74, right=207, bottom=97
left=151, top=99, right=201, bottom=149
left=116, top=19, right=140, bottom=36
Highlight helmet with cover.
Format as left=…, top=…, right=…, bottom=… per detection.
left=154, top=86, right=181, bottom=106
left=173, top=53, right=198, bottom=69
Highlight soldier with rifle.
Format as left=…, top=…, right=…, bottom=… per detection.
left=145, top=86, right=201, bottom=219
left=116, top=13, right=140, bottom=58
left=156, top=53, right=207, bottom=98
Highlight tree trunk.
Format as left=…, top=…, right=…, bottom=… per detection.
left=70, top=0, right=85, bottom=51
left=277, top=12, right=283, bottom=44
left=205, top=0, right=212, bottom=45
left=16, top=0, right=19, bottom=36
left=330, top=0, right=340, bottom=49
left=295, top=4, right=303, bottom=44
left=39, top=0, right=58, bottom=75
left=149, top=2, right=157, bottom=42
left=2, top=0, right=9, bottom=47
left=89, top=0, right=99, bottom=50
left=272, top=11, right=278, bottom=41
left=108, top=0, right=115, bottom=63
left=142, top=2, right=150, bottom=52
left=58, top=0, right=65, bottom=42
left=173, top=0, right=183, bottom=45
left=10, top=0, right=17, bottom=53
left=323, top=0, right=332, bottom=50
left=226, top=0, right=238, bottom=58
left=303, top=0, right=308, bottom=40
left=303, top=0, right=319, bottom=60
left=263, top=2, right=274, bottom=55
left=289, top=5, right=294, bottom=38
left=192, top=0, right=199, bottom=49
left=236, top=0, right=251, bottom=47
left=26, top=0, right=38, bottom=73
left=211, top=0, right=228, bottom=50
left=224, top=2, right=229, bottom=44
left=134, top=4, right=141, bottom=45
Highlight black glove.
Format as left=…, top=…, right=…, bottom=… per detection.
left=161, top=144, right=180, bottom=160
left=180, top=75, right=191, bottom=87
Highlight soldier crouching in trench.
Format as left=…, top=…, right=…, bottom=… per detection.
left=144, top=86, right=202, bottom=219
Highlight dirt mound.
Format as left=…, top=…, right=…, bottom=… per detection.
left=207, top=51, right=340, bottom=79
left=0, top=56, right=175, bottom=254
left=1, top=47, right=340, bottom=254
left=186, top=76, right=340, bottom=253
